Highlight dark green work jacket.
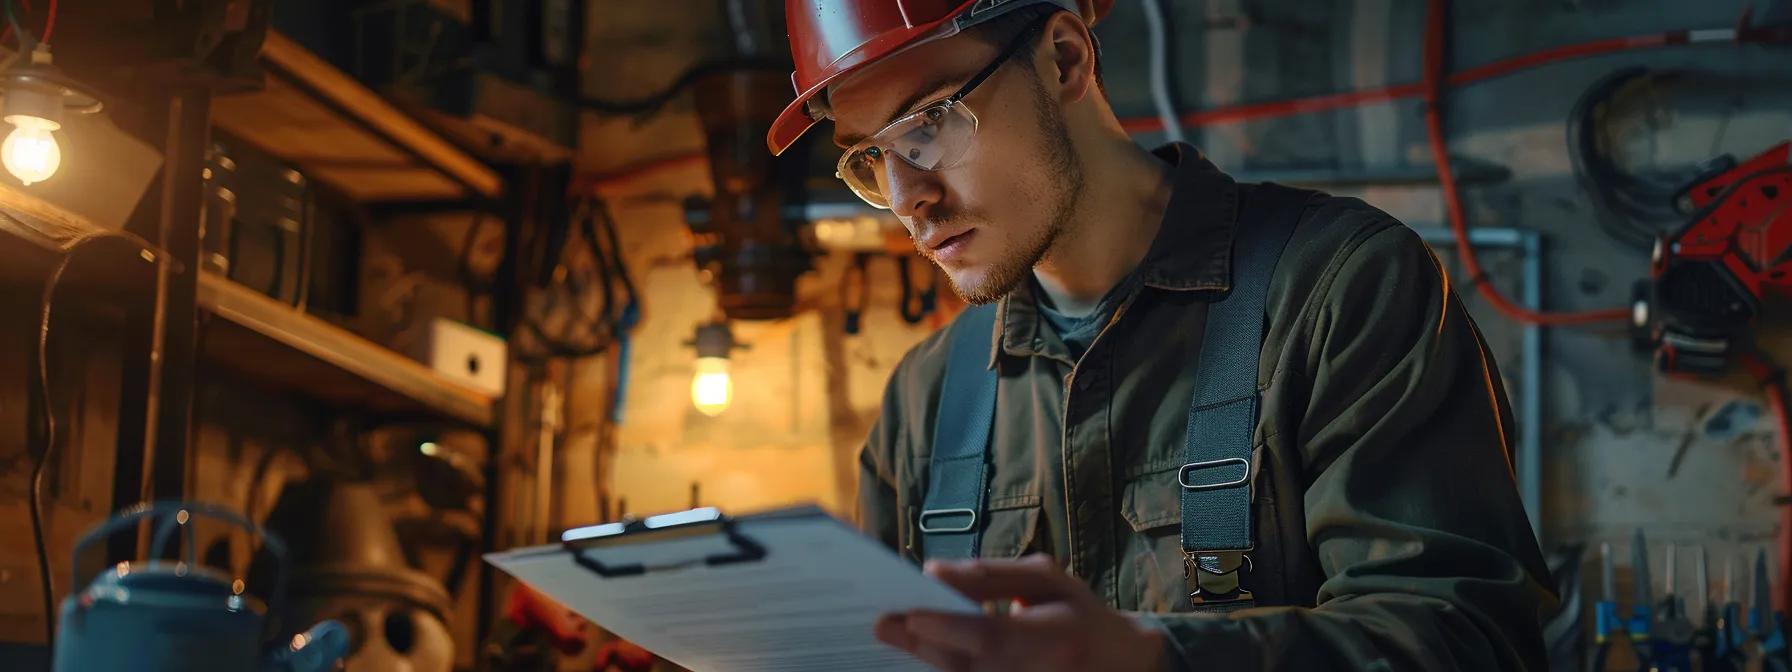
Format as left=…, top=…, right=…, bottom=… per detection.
left=856, top=144, right=1558, bottom=670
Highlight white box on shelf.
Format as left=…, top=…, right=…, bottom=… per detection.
left=410, top=317, right=507, bottom=397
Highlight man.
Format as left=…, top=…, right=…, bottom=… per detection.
left=765, top=1, right=1558, bottom=670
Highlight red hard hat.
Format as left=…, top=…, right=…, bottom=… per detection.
left=767, top=0, right=1114, bottom=155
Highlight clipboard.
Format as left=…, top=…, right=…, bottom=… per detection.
left=486, top=504, right=979, bottom=672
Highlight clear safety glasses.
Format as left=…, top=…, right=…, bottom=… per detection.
left=834, top=19, right=1044, bottom=209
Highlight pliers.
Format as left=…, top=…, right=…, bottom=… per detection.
left=1750, top=549, right=1790, bottom=672
left=1647, top=543, right=1696, bottom=672
left=1594, top=531, right=1658, bottom=671
left=1713, top=552, right=1749, bottom=672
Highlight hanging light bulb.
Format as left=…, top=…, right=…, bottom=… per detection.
left=0, top=44, right=105, bottom=186
left=690, top=356, right=733, bottom=416
left=2, top=112, right=60, bottom=185
left=686, top=321, right=744, bottom=416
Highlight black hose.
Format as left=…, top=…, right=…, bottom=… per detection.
left=577, top=58, right=791, bottom=115
left=1568, top=68, right=1730, bottom=252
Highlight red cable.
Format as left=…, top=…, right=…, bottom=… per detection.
left=1119, top=29, right=1693, bottom=134
left=40, top=0, right=55, bottom=45
left=1420, top=0, right=1631, bottom=326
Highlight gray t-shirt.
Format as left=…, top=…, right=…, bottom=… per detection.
left=1034, top=269, right=1141, bottom=361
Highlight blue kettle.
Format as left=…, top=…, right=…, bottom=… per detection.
left=51, top=500, right=350, bottom=672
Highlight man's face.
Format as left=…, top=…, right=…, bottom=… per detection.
left=828, top=30, right=1084, bottom=305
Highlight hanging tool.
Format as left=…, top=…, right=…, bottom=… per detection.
left=1595, top=538, right=1655, bottom=671
left=1717, top=553, right=1749, bottom=671
left=1630, top=530, right=1657, bottom=653
left=1751, top=549, right=1790, bottom=671
left=897, top=253, right=937, bottom=325
left=1650, top=543, right=1697, bottom=672
left=1695, top=546, right=1724, bottom=670
left=1595, top=542, right=1623, bottom=669
left=842, top=253, right=870, bottom=335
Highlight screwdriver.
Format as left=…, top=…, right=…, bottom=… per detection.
left=1717, top=552, right=1747, bottom=670
left=1751, top=548, right=1788, bottom=672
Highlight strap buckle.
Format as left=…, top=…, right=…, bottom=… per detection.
left=1178, top=457, right=1250, bottom=490
left=1184, top=549, right=1254, bottom=605
left=917, top=508, right=978, bottom=533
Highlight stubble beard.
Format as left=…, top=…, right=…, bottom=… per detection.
left=934, top=73, right=1085, bottom=306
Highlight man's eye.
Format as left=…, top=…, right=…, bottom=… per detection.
left=924, top=107, right=943, bottom=123
left=865, top=147, right=883, bottom=159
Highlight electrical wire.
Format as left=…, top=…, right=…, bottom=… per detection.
left=1567, top=68, right=1735, bottom=252
left=3, top=0, right=26, bottom=51
left=1422, top=0, right=1632, bottom=326
left=1139, top=0, right=1184, bottom=144
left=519, top=198, right=640, bottom=361
left=576, top=58, right=789, bottom=115
left=1116, top=22, right=1746, bottom=134
left=38, top=0, right=51, bottom=45
left=29, top=231, right=155, bottom=651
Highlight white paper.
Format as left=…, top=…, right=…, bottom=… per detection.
left=485, top=506, right=980, bottom=672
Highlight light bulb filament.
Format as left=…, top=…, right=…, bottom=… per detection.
left=2, top=114, right=62, bottom=186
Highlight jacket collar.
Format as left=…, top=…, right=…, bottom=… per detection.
left=986, top=143, right=1240, bottom=367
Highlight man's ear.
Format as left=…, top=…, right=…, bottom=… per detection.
left=1038, top=11, right=1097, bottom=104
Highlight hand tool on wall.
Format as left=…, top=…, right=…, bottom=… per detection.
left=1628, top=529, right=1657, bottom=668
left=1751, top=549, right=1790, bottom=671
left=1594, top=541, right=1623, bottom=670
left=1694, top=546, right=1724, bottom=670
left=1594, top=534, right=1657, bottom=672
left=1717, top=553, right=1749, bottom=671
left=1649, top=543, right=1697, bottom=672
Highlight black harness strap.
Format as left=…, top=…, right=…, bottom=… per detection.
left=1180, top=182, right=1312, bottom=604
left=918, top=302, right=1002, bottom=560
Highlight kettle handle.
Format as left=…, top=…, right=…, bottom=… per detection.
left=70, top=500, right=288, bottom=619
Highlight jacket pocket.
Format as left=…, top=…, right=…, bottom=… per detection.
left=978, top=494, right=1041, bottom=559
left=1119, top=464, right=1192, bottom=613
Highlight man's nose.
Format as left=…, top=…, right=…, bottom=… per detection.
left=884, top=159, right=942, bottom=220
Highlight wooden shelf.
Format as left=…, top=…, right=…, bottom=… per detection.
left=210, top=32, right=504, bottom=203
left=196, top=271, right=496, bottom=427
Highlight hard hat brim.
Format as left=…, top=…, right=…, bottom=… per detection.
left=765, top=16, right=959, bottom=156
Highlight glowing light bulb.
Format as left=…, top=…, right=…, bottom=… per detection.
left=2, top=114, right=61, bottom=186
left=691, top=356, right=733, bottom=416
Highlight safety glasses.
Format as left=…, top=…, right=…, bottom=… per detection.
left=835, top=19, right=1044, bottom=209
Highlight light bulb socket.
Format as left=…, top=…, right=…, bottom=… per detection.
left=0, top=50, right=104, bottom=127
left=688, top=321, right=739, bottom=360
left=2, top=81, right=63, bottom=127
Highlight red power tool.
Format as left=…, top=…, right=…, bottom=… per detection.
left=1634, top=141, right=1792, bottom=376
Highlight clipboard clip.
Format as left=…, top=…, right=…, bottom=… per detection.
left=559, top=506, right=767, bottom=577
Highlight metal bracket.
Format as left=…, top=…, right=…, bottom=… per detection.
left=1185, top=549, right=1254, bottom=605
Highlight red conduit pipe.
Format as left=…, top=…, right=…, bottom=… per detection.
left=1421, top=0, right=1632, bottom=326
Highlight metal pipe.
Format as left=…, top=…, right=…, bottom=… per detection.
left=1521, top=232, right=1544, bottom=541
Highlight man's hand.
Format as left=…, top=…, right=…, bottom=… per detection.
left=875, top=554, right=1168, bottom=672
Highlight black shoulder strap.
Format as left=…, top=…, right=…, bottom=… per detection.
left=918, top=302, right=1001, bottom=561
left=1180, top=182, right=1312, bottom=604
